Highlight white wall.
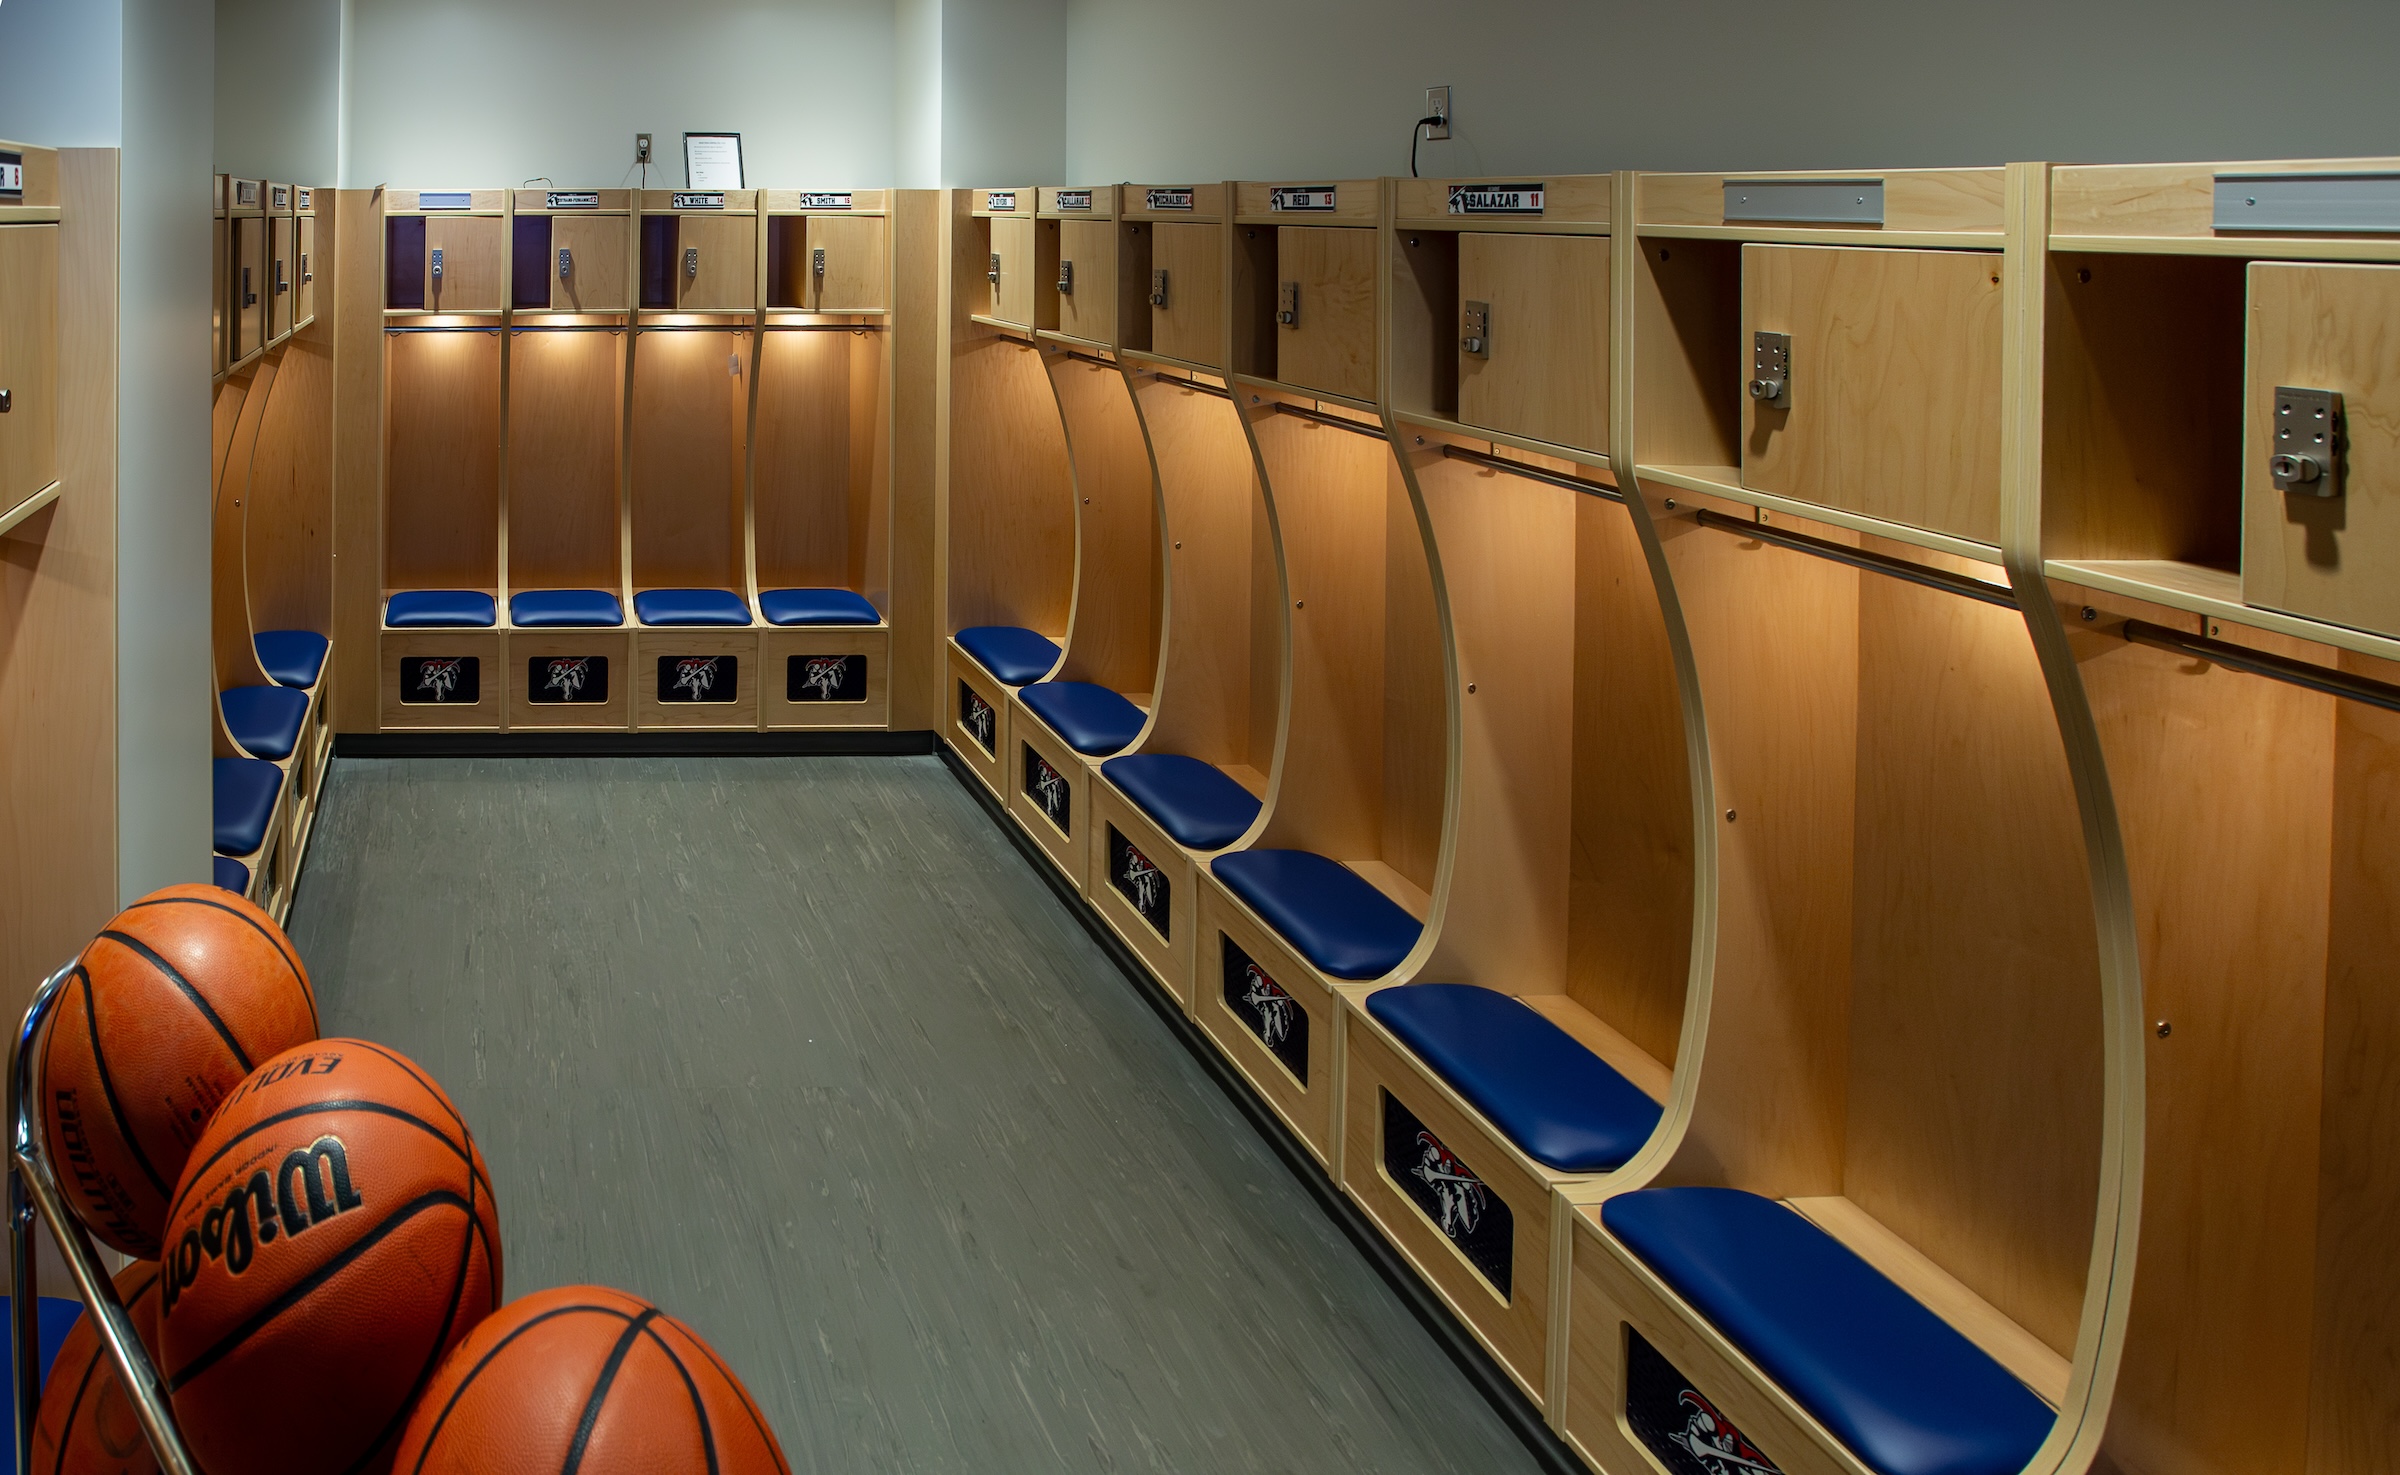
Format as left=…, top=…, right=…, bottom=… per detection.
left=216, top=0, right=341, bottom=182
left=0, top=0, right=125, bottom=145
left=340, top=0, right=897, bottom=189
left=893, top=0, right=941, bottom=187
left=1063, top=0, right=2400, bottom=182
left=938, top=0, right=1062, bottom=186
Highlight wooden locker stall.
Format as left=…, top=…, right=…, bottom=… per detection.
left=966, top=187, right=1049, bottom=333
left=763, top=189, right=892, bottom=313
left=943, top=190, right=1075, bottom=795
left=638, top=190, right=758, bottom=313
left=384, top=189, right=509, bottom=316
left=1628, top=169, right=2009, bottom=554
left=1126, top=184, right=1227, bottom=371
left=627, top=321, right=755, bottom=729
left=229, top=177, right=269, bottom=368
left=2036, top=156, right=2400, bottom=1475
left=506, top=322, right=630, bottom=730
left=1230, top=179, right=1381, bottom=406
left=1043, top=186, right=1149, bottom=353
left=511, top=189, right=634, bottom=314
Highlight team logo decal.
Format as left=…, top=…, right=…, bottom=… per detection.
left=527, top=655, right=609, bottom=704
left=162, top=1134, right=363, bottom=1314
left=959, top=681, right=997, bottom=755
left=787, top=654, right=867, bottom=702
left=656, top=655, right=738, bottom=703
left=1106, top=826, right=1169, bottom=939
left=1022, top=746, right=1071, bottom=833
left=1221, top=938, right=1308, bottom=1083
left=1382, top=1092, right=1513, bottom=1297
left=1624, top=1330, right=1785, bottom=1475
left=400, top=656, right=479, bottom=705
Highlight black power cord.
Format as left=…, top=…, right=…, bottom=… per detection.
left=1409, top=114, right=1447, bottom=177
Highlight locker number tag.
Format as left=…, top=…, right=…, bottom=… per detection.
left=985, top=191, right=1018, bottom=212
left=1055, top=189, right=1093, bottom=210
left=1448, top=183, right=1545, bottom=215
left=672, top=192, right=725, bottom=210
left=1269, top=187, right=1338, bottom=212
left=1145, top=188, right=1194, bottom=211
left=797, top=193, right=852, bottom=210
left=546, top=191, right=600, bottom=209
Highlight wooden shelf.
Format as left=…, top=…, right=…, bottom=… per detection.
left=2046, top=558, right=2400, bottom=665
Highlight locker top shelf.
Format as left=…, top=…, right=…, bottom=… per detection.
left=1634, top=166, right=2005, bottom=246
left=385, top=188, right=507, bottom=215
left=2051, top=156, right=2400, bottom=261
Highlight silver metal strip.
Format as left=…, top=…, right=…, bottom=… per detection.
left=1722, top=178, right=1886, bottom=226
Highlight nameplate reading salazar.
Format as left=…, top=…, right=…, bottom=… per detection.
left=1449, top=183, right=1545, bottom=216
left=1270, top=186, right=1338, bottom=212
left=672, top=192, right=726, bottom=210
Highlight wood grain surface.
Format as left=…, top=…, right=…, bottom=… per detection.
left=286, top=755, right=1541, bottom=1474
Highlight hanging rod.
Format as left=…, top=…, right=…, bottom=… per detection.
left=1047, top=347, right=1118, bottom=370
left=760, top=322, right=887, bottom=332
left=507, top=324, right=625, bottom=334
left=1143, top=372, right=1233, bottom=401
left=2122, top=618, right=2400, bottom=714
left=1440, top=444, right=1623, bottom=504
left=1689, top=506, right=2016, bottom=608
left=1269, top=401, right=1388, bottom=441
left=384, top=325, right=502, bottom=335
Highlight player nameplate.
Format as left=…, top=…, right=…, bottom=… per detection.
left=985, top=191, right=1018, bottom=212
left=1449, top=183, right=1545, bottom=215
left=0, top=153, right=20, bottom=204
left=546, top=191, right=600, bottom=209
left=672, top=192, right=725, bottom=210
left=1270, top=186, right=1338, bottom=212
left=1145, top=188, right=1193, bottom=211
left=796, top=192, right=853, bottom=209
left=1055, top=189, right=1093, bottom=210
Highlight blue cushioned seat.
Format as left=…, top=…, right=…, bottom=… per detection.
left=253, top=629, right=329, bottom=688
left=760, top=587, right=881, bottom=626
left=510, top=589, right=624, bottom=627
left=1602, top=1188, right=2055, bottom=1475
left=220, top=685, right=310, bottom=762
left=213, top=758, right=282, bottom=858
left=633, top=588, right=752, bottom=626
left=384, top=590, right=496, bottom=628
left=954, top=625, right=1059, bottom=686
left=1101, top=753, right=1262, bottom=850
left=1019, top=681, right=1146, bottom=756
left=213, top=855, right=252, bottom=895
left=1209, top=849, right=1423, bottom=980
left=1367, top=984, right=1662, bottom=1172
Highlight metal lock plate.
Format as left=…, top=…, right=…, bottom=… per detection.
left=1149, top=269, right=1168, bottom=308
left=1057, top=259, right=1074, bottom=295
left=1461, top=299, right=1490, bottom=357
left=683, top=246, right=699, bottom=278
left=812, top=246, right=826, bottom=278
left=275, top=260, right=289, bottom=294
left=301, top=253, right=312, bottom=284
left=557, top=247, right=572, bottom=280
left=1750, top=331, right=1791, bottom=408
left=243, top=266, right=258, bottom=306
left=429, top=248, right=444, bottom=280
left=1277, top=281, right=1299, bottom=326
left=2270, top=386, right=2344, bottom=496
left=988, top=252, right=1001, bottom=286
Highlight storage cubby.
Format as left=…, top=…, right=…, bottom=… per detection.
left=1630, top=169, right=2009, bottom=554
left=1193, top=389, right=1445, bottom=1165
left=637, top=190, right=757, bottom=313
left=1342, top=434, right=1689, bottom=1411
left=0, top=163, right=59, bottom=522
left=504, top=323, right=625, bottom=728
left=1042, top=187, right=1149, bottom=352
left=763, top=191, right=891, bottom=312
left=1128, top=184, right=1225, bottom=370
left=385, top=190, right=508, bottom=315
left=2049, top=577, right=2400, bottom=1475
left=1229, top=180, right=1381, bottom=404
left=1561, top=502, right=2108, bottom=1475
left=230, top=178, right=268, bottom=362
left=511, top=190, right=633, bottom=313
left=969, top=188, right=1050, bottom=332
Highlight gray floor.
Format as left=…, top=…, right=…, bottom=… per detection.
left=286, top=755, right=1545, bottom=1475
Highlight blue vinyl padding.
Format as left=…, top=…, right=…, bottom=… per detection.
left=1101, top=753, right=1262, bottom=851
left=760, top=588, right=882, bottom=626
left=1601, top=1188, right=2056, bottom=1475
left=213, top=855, right=252, bottom=895
left=384, top=590, right=496, bottom=628
left=10, top=1293, right=84, bottom=1390
left=213, top=757, right=282, bottom=858
left=220, top=685, right=309, bottom=762
left=633, top=588, right=753, bottom=627
left=954, top=625, right=1060, bottom=686
left=1019, top=681, right=1146, bottom=757
left=1367, top=984, right=1663, bottom=1172
left=510, top=589, right=625, bottom=627
left=253, top=629, right=329, bottom=688
left=1209, top=849, right=1423, bottom=981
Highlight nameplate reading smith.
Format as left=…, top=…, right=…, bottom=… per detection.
left=1270, top=187, right=1338, bottom=212
left=672, top=192, right=726, bottom=210
left=1449, top=183, right=1545, bottom=216
left=797, top=193, right=853, bottom=209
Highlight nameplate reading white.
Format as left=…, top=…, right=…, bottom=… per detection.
left=1270, top=186, right=1338, bottom=212
left=546, top=191, right=600, bottom=209
left=236, top=180, right=261, bottom=207
left=985, top=191, right=1018, bottom=212
left=0, top=154, right=21, bottom=204
left=271, top=185, right=290, bottom=210
left=1449, top=183, right=1545, bottom=216
left=419, top=191, right=472, bottom=210
left=1145, top=188, right=1194, bottom=211
left=1055, top=189, right=1093, bottom=210
left=672, top=192, right=725, bottom=210
left=797, top=192, right=853, bottom=209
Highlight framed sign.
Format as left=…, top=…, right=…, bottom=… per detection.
left=683, top=132, right=745, bottom=191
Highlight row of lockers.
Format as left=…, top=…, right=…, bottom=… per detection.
left=213, top=176, right=319, bottom=371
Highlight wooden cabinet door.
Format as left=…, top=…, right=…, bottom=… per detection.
left=1458, top=233, right=1609, bottom=453
left=1055, top=220, right=1116, bottom=345
left=295, top=216, right=318, bottom=326
left=269, top=216, right=298, bottom=341
left=552, top=215, right=629, bottom=311
left=234, top=218, right=268, bottom=359
left=1740, top=243, right=2004, bottom=544
left=426, top=215, right=505, bottom=313
left=675, top=215, right=757, bottom=312
left=990, top=217, right=1036, bottom=326
left=0, top=224, right=59, bottom=514
left=2244, top=261, right=2400, bottom=638
left=807, top=215, right=887, bottom=311
left=1151, top=222, right=1222, bottom=368
left=1276, top=226, right=1376, bottom=402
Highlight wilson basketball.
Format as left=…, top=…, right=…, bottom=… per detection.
left=157, top=1040, right=502, bottom=1475
left=40, top=884, right=318, bottom=1257
left=393, top=1285, right=791, bottom=1474
left=34, top=1261, right=163, bottom=1475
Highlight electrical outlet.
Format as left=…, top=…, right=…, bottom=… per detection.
left=635, top=133, right=653, bottom=164
left=1425, top=86, right=1452, bottom=140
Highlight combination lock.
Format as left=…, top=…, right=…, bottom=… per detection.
left=558, top=247, right=573, bottom=281
left=1277, top=281, right=1299, bottom=326
left=1461, top=300, right=1489, bottom=357
left=1057, top=260, right=1074, bottom=295
left=988, top=252, right=1001, bottom=287
left=1149, top=269, right=1168, bottom=308
left=1750, top=331, right=1791, bottom=408
left=429, top=247, right=444, bottom=280
left=812, top=247, right=826, bottom=279
left=683, top=246, right=699, bottom=278
left=2270, top=386, right=2344, bottom=497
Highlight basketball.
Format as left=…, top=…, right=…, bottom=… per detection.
left=40, top=884, right=318, bottom=1257
left=34, top=1261, right=163, bottom=1475
left=393, top=1285, right=791, bottom=1474
left=157, top=1040, right=501, bottom=1475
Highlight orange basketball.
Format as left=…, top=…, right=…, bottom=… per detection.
left=157, top=1040, right=501, bottom=1475
left=34, top=1261, right=163, bottom=1475
left=40, top=884, right=318, bottom=1257
left=392, top=1285, right=791, bottom=1475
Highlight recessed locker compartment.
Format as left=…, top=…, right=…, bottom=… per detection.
left=1740, top=243, right=2004, bottom=545
left=668, top=214, right=755, bottom=312
left=506, top=327, right=624, bottom=601
left=0, top=222, right=60, bottom=516
left=384, top=329, right=501, bottom=646
left=987, top=215, right=1041, bottom=327
left=513, top=214, right=631, bottom=312
left=1458, top=233, right=1610, bottom=452
left=233, top=215, right=269, bottom=357
left=804, top=215, right=888, bottom=311
left=294, top=214, right=318, bottom=325
left=268, top=215, right=299, bottom=341
left=510, top=633, right=630, bottom=729
left=1276, top=226, right=1376, bottom=402
left=1150, top=222, right=1222, bottom=367
left=422, top=214, right=504, bottom=313
left=2242, top=261, right=2400, bottom=639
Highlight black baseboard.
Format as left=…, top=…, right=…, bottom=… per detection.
left=335, top=729, right=941, bottom=759
left=934, top=744, right=1586, bottom=1475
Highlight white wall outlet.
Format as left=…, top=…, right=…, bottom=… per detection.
left=635, top=133, right=653, bottom=163
left=1425, top=86, right=1452, bottom=140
